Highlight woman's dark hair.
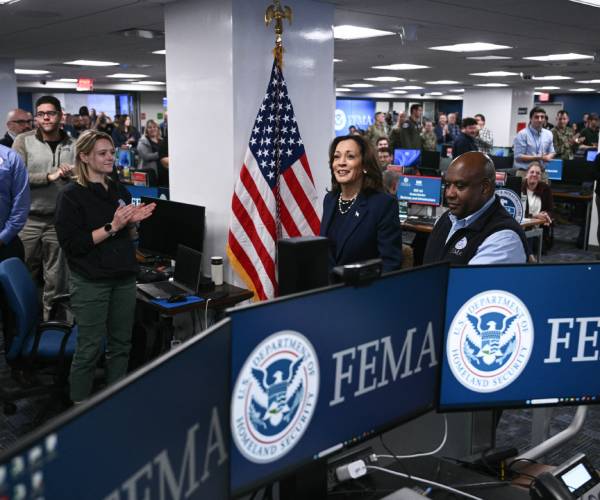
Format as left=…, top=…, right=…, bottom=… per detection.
left=328, top=135, right=383, bottom=193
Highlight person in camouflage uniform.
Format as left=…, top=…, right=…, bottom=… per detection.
left=552, top=110, right=578, bottom=160
left=366, top=112, right=389, bottom=147
left=421, top=119, right=437, bottom=151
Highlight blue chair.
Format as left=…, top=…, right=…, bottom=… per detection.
left=0, top=258, right=78, bottom=415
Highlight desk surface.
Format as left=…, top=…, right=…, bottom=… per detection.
left=332, top=456, right=530, bottom=499
left=552, top=190, right=593, bottom=201
left=136, top=282, right=253, bottom=315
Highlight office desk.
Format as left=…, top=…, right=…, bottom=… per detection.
left=132, top=283, right=253, bottom=366
left=332, top=456, right=530, bottom=499
left=552, top=189, right=593, bottom=250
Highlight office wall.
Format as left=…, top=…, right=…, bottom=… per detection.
left=545, top=94, right=600, bottom=123
left=463, top=88, right=513, bottom=147
left=139, top=92, right=166, bottom=129
left=0, top=58, right=18, bottom=128
left=437, top=100, right=463, bottom=118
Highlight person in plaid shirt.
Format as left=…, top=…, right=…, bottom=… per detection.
left=475, top=114, right=493, bottom=154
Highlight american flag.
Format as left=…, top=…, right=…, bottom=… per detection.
left=227, top=61, right=320, bottom=300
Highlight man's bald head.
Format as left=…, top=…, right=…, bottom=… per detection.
left=444, top=151, right=496, bottom=219
left=6, top=108, right=33, bottom=137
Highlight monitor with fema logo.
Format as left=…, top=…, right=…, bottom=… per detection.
left=228, top=263, right=448, bottom=496
left=393, top=148, right=421, bottom=167
left=439, top=264, right=600, bottom=412
left=586, top=150, right=599, bottom=163
left=396, top=174, right=443, bottom=206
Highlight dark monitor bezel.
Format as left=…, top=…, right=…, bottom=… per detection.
left=227, top=262, right=449, bottom=496
left=138, top=196, right=205, bottom=259
left=0, top=319, right=232, bottom=488
left=421, top=150, right=441, bottom=170
left=490, top=155, right=515, bottom=171
left=437, top=262, right=600, bottom=413
left=397, top=173, right=443, bottom=207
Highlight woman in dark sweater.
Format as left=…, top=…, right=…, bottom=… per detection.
left=522, top=161, right=554, bottom=252
left=55, top=130, right=155, bottom=402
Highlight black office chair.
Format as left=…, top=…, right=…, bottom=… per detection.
left=0, top=258, right=78, bottom=418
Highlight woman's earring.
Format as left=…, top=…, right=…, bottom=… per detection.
left=363, top=169, right=367, bottom=174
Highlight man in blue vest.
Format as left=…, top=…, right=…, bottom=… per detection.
left=423, top=151, right=528, bottom=265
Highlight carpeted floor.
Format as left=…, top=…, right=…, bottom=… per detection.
left=1, top=223, right=598, bottom=471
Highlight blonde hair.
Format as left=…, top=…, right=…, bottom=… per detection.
left=144, top=119, right=161, bottom=140
left=75, top=130, right=114, bottom=187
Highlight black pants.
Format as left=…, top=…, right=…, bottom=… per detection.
left=0, top=236, right=24, bottom=263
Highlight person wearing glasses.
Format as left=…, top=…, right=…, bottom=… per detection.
left=423, top=151, right=528, bottom=265
left=12, top=95, right=76, bottom=320
left=0, top=109, right=33, bottom=148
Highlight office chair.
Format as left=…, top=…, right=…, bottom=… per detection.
left=0, top=258, right=78, bottom=418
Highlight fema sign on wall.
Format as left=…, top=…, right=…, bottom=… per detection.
left=440, top=264, right=600, bottom=410
left=335, top=99, right=375, bottom=136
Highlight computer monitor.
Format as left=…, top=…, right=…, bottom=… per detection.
left=0, top=320, right=231, bottom=499
left=586, top=150, right=599, bottom=162
left=495, top=171, right=507, bottom=186
left=546, top=159, right=563, bottom=181
left=228, top=263, right=448, bottom=496
left=491, top=147, right=512, bottom=157
left=504, top=174, right=522, bottom=196
left=396, top=174, right=443, bottom=206
left=561, top=159, right=597, bottom=184
left=421, top=150, right=441, bottom=171
left=439, top=263, right=600, bottom=411
left=490, top=155, right=514, bottom=171
left=174, top=244, right=203, bottom=292
left=138, top=197, right=205, bottom=258
left=393, top=148, right=421, bottom=167
left=115, top=149, right=135, bottom=168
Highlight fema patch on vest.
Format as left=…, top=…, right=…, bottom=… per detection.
left=454, top=237, right=467, bottom=250
left=231, top=331, right=319, bottom=463
left=496, top=188, right=524, bottom=223
left=447, top=290, right=534, bottom=393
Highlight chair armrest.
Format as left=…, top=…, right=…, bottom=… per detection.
left=38, top=321, right=73, bottom=333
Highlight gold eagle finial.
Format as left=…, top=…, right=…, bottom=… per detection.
left=265, top=0, right=292, bottom=67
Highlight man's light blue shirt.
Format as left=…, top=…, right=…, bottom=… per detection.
left=446, top=195, right=527, bottom=264
left=0, top=145, right=30, bottom=244
left=513, top=125, right=555, bottom=171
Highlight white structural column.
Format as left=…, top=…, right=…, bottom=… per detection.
left=462, top=88, right=534, bottom=148
left=0, top=58, right=18, bottom=130
left=164, top=0, right=334, bottom=282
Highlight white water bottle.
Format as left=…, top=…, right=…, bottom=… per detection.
left=211, top=256, right=224, bottom=286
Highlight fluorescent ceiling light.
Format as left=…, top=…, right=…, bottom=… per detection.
left=134, top=81, right=165, bottom=85
left=532, top=75, right=572, bottom=80
left=390, top=90, right=408, bottom=94
left=107, top=73, right=149, bottom=78
left=474, top=83, right=508, bottom=87
left=152, top=49, right=166, bottom=55
left=14, top=69, right=50, bottom=75
left=569, top=0, right=600, bottom=6
left=55, top=78, right=78, bottom=83
left=428, top=92, right=443, bottom=96
left=524, top=52, right=594, bottom=62
left=333, top=58, right=343, bottom=62
left=0, top=0, right=22, bottom=4
left=364, top=76, right=405, bottom=82
left=64, top=60, right=119, bottom=67
left=535, top=86, right=561, bottom=90
left=429, top=42, right=512, bottom=53
left=365, top=93, right=396, bottom=98
left=336, top=88, right=352, bottom=92
left=466, top=55, right=512, bottom=60
left=342, top=83, right=374, bottom=88
left=469, top=71, right=518, bottom=77
left=392, top=85, right=423, bottom=90
left=333, top=25, right=394, bottom=40
left=372, top=63, right=430, bottom=70
left=570, top=87, right=595, bottom=91
left=534, top=92, right=542, bottom=96
left=425, top=80, right=460, bottom=85
left=577, top=79, right=600, bottom=83
left=450, top=88, right=465, bottom=92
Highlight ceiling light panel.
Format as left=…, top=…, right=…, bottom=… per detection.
left=64, top=60, right=119, bottom=67
left=14, top=69, right=50, bottom=75
left=570, top=88, right=596, bottom=91
left=425, top=80, right=460, bottom=84
left=429, top=42, right=512, bottom=52
left=372, top=63, right=430, bottom=70
left=392, top=85, right=424, bottom=90
left=336, top=88, right=351, bottom=92
left=152, top=50, right=166, bottom=55
left=364, top=76, right=405, bottom=82
left=107, top=73, right=149, bottom=78
left=469, top=71, right=518, bottom=77
left=342, top=83, right=374, bottom=88
left=466, top=55, right=512, bottom=60
left=535, top=86, right=561, bottom=90
left=524, top=53, right=593, bottom=62
left=532, top=75, right=572, bottom=80
left=474, top=83, right=508, bottom=87
left=577, top=79, right=600, bottom=83
left=333, top=25, right=394, bottom=40
left=569, top=0, right=600, bottom=6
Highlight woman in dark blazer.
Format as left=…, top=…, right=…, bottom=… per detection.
left=320, top=134, right=403, bottom=272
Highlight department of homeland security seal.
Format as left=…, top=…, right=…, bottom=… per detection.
left=447, top=290, right=534, bottom=393
left=231, top=331, right=319, bottom=463
left=496, top=188, right=524, bottom=223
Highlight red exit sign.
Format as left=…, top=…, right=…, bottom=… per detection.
left=77, top=78, right=94, bottom=91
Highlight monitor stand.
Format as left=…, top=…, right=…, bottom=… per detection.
left=515, top=406, right=587, bottom=461
left=279, top=457, right=328, bottom=499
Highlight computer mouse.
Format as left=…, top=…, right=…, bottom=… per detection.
left=167, top=294, right=187, bottom=303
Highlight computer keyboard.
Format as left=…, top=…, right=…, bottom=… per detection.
left=406, top=216, right=438, bottom=226
left=137, top=267, right=169, bottom=283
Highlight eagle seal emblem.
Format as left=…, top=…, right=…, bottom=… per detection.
left=231, top=330, right=319, bottom=463
left=447, top=290, right=534, bottom=393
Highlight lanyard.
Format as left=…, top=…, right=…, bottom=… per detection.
left=527, top=126, right=542, bottom=155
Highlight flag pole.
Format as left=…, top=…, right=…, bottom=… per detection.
left=265, top=0, right=292, bottom=69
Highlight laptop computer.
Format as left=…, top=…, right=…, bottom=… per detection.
left=137, top=244, right=202, bottom=300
